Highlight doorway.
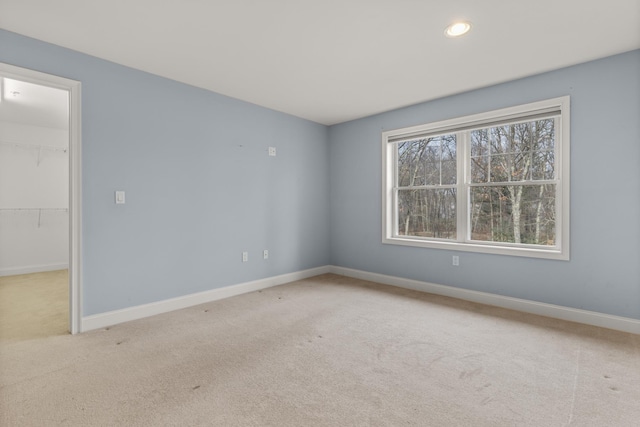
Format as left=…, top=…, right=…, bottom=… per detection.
left=0, top=63, right=81, bottom=336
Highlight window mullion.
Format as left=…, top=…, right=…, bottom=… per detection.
left=391, top=143, right=399, bottom=237
left=457, top=131, right=468, bottom=243
left=554, top=116, right=562, bottom=249
left=392, top=187, right=398, bottom=236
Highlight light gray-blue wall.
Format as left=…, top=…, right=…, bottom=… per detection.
left=0, top=30, right=330, bottom=316
left=2, top=29, right=638, bottom=321
left=329, top=49, right=640, bottom=320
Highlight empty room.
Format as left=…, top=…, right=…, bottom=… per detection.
left=1, top=1, right=639, bottom=426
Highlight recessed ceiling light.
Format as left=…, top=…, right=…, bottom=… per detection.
left=445, top=21, right=472, bottom=38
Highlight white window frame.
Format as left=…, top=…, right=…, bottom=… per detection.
left=382, top=96, right=570, bottom=260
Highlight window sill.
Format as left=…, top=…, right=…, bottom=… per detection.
left=382, top=236, right=569, bottom=261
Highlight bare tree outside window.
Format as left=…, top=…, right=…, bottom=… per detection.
left=383, top=96, right=569, bottom=260
left=469, top=119, right=556, bottom=245
left=396, top=135, right=457, bottom=239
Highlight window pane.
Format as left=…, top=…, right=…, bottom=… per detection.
left=490, top=154, right=510, bottom=182
left=531, top=150, right=555, bottom=180
left=471, top=128, right=489, bottom=156
left=396, top=134, right=456, bottom=187
left=441, top=160, right=456, bottom=185
left=412, top=161, right=427, bottom=186
left=397, top=139, right=422, bottom=187
left=441, top=135, right=456, bottom=160
left=471, top=119, right=555, bottom=184
left=438, top=134, right=457, bottom=185
left=425, top=145, right=440, bottom=162
left=397, top=189, right=456, bottom=239
left=470, top=155, right=489, bottom=183
left=492, top=127, right=512, bottom=153
left=424, top=162, right=440, bottom=185
left=470, top=185, right=556, bottom=245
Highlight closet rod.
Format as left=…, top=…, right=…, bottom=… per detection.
left=0, top=208, right=68, bottom=211
left=0, top=140, right=68, bottom=153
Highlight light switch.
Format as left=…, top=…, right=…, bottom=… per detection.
left=268, top=147, right=276, bottom=156
left=115, top=191, right=126, bottom=204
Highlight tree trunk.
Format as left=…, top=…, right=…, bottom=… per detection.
left=507, top=185, right=523, bottom=244
left=534, top=184, right=545, bottom=244
left=404, top=214, right=410, bottom=236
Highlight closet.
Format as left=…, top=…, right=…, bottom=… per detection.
left=0, top=77, right=69, bottom=341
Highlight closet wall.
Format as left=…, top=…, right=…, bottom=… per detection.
left=0, top=120, right=69, bottom=276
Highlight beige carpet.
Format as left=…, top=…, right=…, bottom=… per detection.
left=0, top=270, right=68, bottom=342
left=1, top=274, right=639, bottom=426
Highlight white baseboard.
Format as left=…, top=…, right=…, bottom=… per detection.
left=0, top=263, right=69, bottom=277
left=81, top=266, right=332, bottom=332
left=80, top=264, right=640, bottom=335
left=329, top=266, right=640, bottom=335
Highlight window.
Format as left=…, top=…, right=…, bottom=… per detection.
left=382, top=97, right=570, bottom=260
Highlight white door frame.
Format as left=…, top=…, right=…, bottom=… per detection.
left=0, top=62, right=82, bottom=334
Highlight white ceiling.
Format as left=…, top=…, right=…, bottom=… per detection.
left=1, top=0, right=639, bottom=125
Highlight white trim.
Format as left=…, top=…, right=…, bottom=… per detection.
left=383, top=98, right=565, bottom=141
left=81, top=264, right=640, bottom=336
left=329, top=266, right=640, bottom=335
left=0, top=62, right=82, bottom=334
left=68, top=79, right=82, bottom=335
left=81, top=266, right=332, bottom=332
left=0, top=263, right=69, bottom=277
left=382, top=96, right=570, bottom=260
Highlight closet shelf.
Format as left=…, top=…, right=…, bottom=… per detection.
left=0, top=140, right=68, bottom=153
left=0, top=208, right=68, bottom=211
left=0, top=140, right=68, bottom=166
left=0, top=208, right=69, bottom=228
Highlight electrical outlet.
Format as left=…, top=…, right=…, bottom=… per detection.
left=263, top=250, right=269, bottom=260
left=242, top=252, right=248, bottom=262
left=268, top=147, right=276, bottom=156
left=452, top=255, right=459, bottom=266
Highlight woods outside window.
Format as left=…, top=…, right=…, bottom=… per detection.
left=382, top=97, right=570, bottom=260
